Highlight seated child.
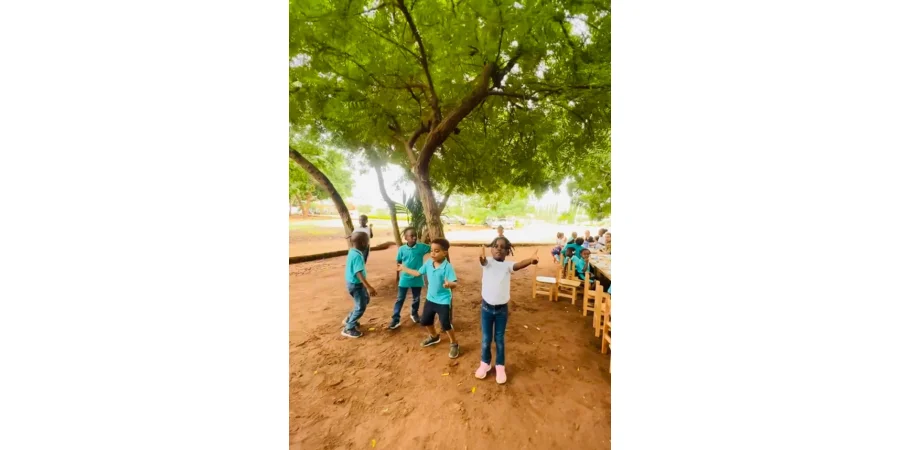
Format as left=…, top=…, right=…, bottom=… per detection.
left=561, top=247, right=576, bottom=275
left=573, top=248, right=599, bottom=289
left=551, top=232, right=565, bottom=259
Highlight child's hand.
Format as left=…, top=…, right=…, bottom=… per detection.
left=367, top=286, right=378, bottom=297
left=443, top=279, right=450, bottom=288
left=396, top=264, right=403, bottom=272
left=532, top=249, right=539, bottom=265
left=479, top=245, right=487, bottom=264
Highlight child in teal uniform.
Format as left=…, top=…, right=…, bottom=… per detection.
left=397, top=238, right=460, bottom=359
left=341, top=232, right=378, bottom=338
left=573, top=248, right=598, bottom=288
left=390, top=227, right=431, bottom=329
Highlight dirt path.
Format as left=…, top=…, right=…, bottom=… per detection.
left=290, top=246, right=611, bottom=449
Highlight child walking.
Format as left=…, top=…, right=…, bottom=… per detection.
left=341, top=232, right=377, bottom=338
left=396, top=238, right=460, bottom=359
left=390, top=227, right=431, bottom=329
left=475, top=236, right=539, bottom=384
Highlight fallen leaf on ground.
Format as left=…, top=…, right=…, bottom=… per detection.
left=371, top=439, right=376, bottom=447
left=471, top=387, right=476, bottom=393
left=368, top=328, right=375, bottom=331
left=442, top=373, right=449, bottom=376
left=536, top=327, right=541, bottom=331
left=524, top=325, right=528, bottom=329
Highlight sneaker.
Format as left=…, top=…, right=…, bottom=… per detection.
left=388, top=319, right=401, bottom=330
left=449, top=343, right=460, bottom=359
left=341, top=328, right=363, bottom=339
left=421, top=334, right=441, bottom=347
left=410, top=313, right=420, bottom=324
left=495, top=365, right=507, bottom=384
left=475, top=362, right=491, bottom=379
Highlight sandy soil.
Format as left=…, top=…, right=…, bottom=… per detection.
left=290, top=245, right=611, bottom=449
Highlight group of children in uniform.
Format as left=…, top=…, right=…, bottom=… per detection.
left=341, top=218, right=538, bottom=384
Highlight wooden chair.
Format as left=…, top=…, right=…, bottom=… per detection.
left=556, top=260, right=582, bottom=304
left=583, top=269, right=606, bottom=316
left=601, top=297, right=612, bottom=368
left=532, top=262, right=558, bottom=301
left=593, top=291, right=611, bottom=336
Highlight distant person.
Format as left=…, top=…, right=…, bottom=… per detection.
left=581, top=237, right=591, bottom=250
left=602, top=232, right=611, bottom=254
left=390, top=227, right=431, bottom=329
left=569, top=231, right=578, bottom=243
left=551, top=232, right=566, bottom=260
left=341, top=232, right=378, bottom=339
left=352, top=215, right=374, bottom=262
left=587, top=236, right=601, bottom=251
left=397, top=238, right=460, bottom=359
left=584, top=230, right=592, bottom=241
left=496, top=225, right=505, bottom=237
left=476, top=236, right=539, bottom=384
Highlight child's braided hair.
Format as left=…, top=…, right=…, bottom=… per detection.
left=489, top=236, right=515, bottom=256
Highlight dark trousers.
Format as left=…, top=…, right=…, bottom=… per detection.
left=480, top=300, right=509, bottom=366
left=392, top=286, right=422, bottom=321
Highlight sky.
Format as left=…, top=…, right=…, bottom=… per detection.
left=345, top=154, right=572, bottom=211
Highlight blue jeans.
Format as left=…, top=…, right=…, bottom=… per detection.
left=480, top=300, right=509, bottom=366
left=345, top=282, right=370, bottom=331
left=392, top=286, right=422, bottom=322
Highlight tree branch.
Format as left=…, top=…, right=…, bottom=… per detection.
left=438, top=179, right=457, bottom=213
left=289, top=147, right=354, bottom=241
left=406, top=123, right=429, bottom=165
left=417, top=63, right=495, bottom=173
left=396, top=0, right=441, bottom=123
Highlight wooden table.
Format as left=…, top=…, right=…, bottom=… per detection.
left=588, top=252, right=612, bottom=291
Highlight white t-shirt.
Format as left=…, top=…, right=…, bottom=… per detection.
left=481, top=258, right=516, bottom=305
left=353, top=225, right=372, bottom=236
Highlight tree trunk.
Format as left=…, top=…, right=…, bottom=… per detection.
left=373, top=163, right=402, bottom=245
left=289, top=148, right=354, bottom=242
left=413, top=166, right=444, bottom=240
left=301, top=192, right=312, bottom=217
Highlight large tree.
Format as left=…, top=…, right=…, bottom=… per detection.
left=290, top=0, right=611, bottom=238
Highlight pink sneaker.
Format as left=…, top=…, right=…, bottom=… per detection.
left=475, top=361, right=491, bottom=379
left=495, top=365, right=507, bottom=384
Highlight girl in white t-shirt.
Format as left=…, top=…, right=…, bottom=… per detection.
left=475, top=236, right=539, bottom=384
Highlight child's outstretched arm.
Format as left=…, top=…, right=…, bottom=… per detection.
left=397, top=264, right=422, bottom=277
left=513, top=249, right=539, bottom=271
left=479, top=245, right=488, bottom=266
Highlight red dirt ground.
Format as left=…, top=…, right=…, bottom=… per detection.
left=290, top=245, right=611, bottom=449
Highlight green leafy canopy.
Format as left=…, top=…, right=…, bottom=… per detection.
left=290, top=0, right=611, bottom=200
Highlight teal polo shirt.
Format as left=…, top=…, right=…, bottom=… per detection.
left=418, top=259, right=457, bottom=305
left=573, top=255, right=589, bottom=280
left=564, top=242, right=581, bottom=257
left=396, top=243, right=431, bottom=288
left=344, top=248, right=366, bottom=284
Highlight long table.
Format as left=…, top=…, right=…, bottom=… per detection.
left=588, top=252, right=612, bottom=292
